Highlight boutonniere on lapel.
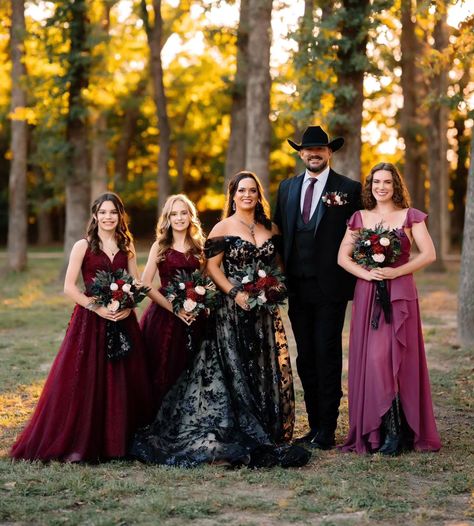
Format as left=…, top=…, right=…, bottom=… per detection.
left=322, top=191, right=348, bottom=207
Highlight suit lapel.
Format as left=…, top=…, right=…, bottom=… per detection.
left=285, top=173, right=304, bottom=258
left=313, top=170, right=341, bottom=234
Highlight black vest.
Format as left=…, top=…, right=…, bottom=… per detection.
left=287, top=205, right=320, bottom=278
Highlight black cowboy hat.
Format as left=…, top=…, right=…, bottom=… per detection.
left=288, top=126, right=344, bottom=152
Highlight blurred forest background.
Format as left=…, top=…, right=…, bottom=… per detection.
left=1, top=0, right=474, bottom=339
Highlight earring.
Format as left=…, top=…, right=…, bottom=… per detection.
left=232, top=201, right=236, bottom=211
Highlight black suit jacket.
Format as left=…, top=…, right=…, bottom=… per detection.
left=274, top=169, right=362, bottom=302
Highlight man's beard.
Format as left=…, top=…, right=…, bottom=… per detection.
left=304, top=157, right=328, bottom=174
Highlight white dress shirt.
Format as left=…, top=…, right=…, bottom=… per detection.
left=300, top=166, right=330, bottom=220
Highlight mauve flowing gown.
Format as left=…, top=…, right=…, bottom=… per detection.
left=341, top=208, right=441, bottom=454
left=10, top=246, right=153, bottom=462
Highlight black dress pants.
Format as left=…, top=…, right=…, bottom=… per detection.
left=288, top=278, right=347, bottom=434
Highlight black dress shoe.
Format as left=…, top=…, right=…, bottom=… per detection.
left=308, top=430, right=335, bottom=450
left=293, top=430, right=319, bottom=444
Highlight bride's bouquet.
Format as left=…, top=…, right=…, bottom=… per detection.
left=230, top=261, right=287, bottom=313
left=164, top=269, right=218, bottom=317
left=88, top=269, right=150, bottom=360
left=352, top=223, right=402, bottom=329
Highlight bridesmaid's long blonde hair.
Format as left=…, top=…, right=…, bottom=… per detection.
left=155, top=194, right=205, bottom=262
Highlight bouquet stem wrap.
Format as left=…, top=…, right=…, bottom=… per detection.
left=371, top=279, right=391, bottom=330
left=105, top=320, right=132, bottom=360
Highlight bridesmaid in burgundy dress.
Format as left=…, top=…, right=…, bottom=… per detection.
left=140, top=194, right=205, bottom=412
left=10, top=192, right=153, bottom=462
left=338, top=163, right=441, bottom=455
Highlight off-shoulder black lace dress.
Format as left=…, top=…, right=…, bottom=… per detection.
left=129, top=236, right=310, bottom=468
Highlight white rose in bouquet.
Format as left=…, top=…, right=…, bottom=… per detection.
left=195, top=285, right=206, bottom=296
left=372, top=253, right=386, bottom=263
left=107, top=299, right=121, bottom=312
left=183, top=298, right=197, bottom=313
left=110, top=282, right=119, bottom=291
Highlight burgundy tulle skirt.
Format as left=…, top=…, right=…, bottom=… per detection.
left=10, top=306, right=153, bottom=462
left=141, top=301, right=205, bottom=413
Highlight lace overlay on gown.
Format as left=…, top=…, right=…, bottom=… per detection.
left=130, top=235, right=310, bottom=467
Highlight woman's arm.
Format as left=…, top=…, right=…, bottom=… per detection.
left=206, top=222, right=250, bottom=310
left=337, top=228, right=382, bottom=282
left=141, top=241, right=173, bottom=312
left=141, top=241, right=195, bottom=325
left=380, top=221, right=436, bottom=280
left=63, top=240, right=117, bottom=320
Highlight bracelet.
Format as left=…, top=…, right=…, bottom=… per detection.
left=85, top=300, right=99, bottom=311
left=228, top=286, right=242, bottom=299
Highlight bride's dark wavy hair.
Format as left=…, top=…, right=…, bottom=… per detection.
left=223, top=171, right=272, bottom=230
left=86, top=192, right=134, bottom=257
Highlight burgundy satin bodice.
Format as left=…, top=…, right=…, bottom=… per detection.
left=82, top=247, right=129, bottom=288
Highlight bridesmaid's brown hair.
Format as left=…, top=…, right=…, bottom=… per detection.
left=87, top=192, right=134, bottom=257
left=362, top=162, right=411, bottom=210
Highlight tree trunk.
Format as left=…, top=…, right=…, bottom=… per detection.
left=62, top=0, right=91, bottom=270
left=114, top=79, right=146, bottom=192
left=224, top=0, right=249, bottom=189
left=400, top=0, right=425, bottom=209
left=90, top=1, right=112, bottom=202
left=245, top=0, right=273, bottom=194
left=7, top=0, right=28, bottom=271
left=37, top=207, right=54, bottom=245
left=458, top=131, right=474, bottom=346
left=427, top=4, right=448, bottom=271
left=142, top=0, right=172, bottom=215
left=91, top=111, right=108, bottom=200
left=450, top=63, right=470, bottom=250
left=330, top=0, right=370, bottom=182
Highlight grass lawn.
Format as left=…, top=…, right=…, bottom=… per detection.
left=0, top=255, right=472, bottom=525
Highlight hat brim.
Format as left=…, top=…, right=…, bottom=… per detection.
left=288, top=137, right=344, bottom=152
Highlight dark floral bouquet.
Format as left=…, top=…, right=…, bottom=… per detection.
left=164, top=269, right=218, bottom=317
left=88, top=269, right=150, bottom=360
left=230, top=261, right=287, bottom=313
left=352, top=223, right=402, bottom=329
left=352, top=223, right=402, bottom=269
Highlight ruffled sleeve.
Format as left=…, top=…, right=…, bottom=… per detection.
left=347, top=210, right=363, bottom=230
left=204, top=236, right=226, bottom=258
left=404, top=208, right=427, bottom=228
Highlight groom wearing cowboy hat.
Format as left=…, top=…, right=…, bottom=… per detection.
left=274, top=125, right=362, bottom=449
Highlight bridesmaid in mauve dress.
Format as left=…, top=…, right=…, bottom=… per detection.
left=10, top=193, right=153, bottom=462
left=139, top=194, right=206, bottom=413
left=338, top=163, right=441, bottom=455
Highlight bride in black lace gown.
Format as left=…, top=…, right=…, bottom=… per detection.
left=130, top=172, right=310, bottom=468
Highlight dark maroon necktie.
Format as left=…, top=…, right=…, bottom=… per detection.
left=302, top=177, right=318, bottom=224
